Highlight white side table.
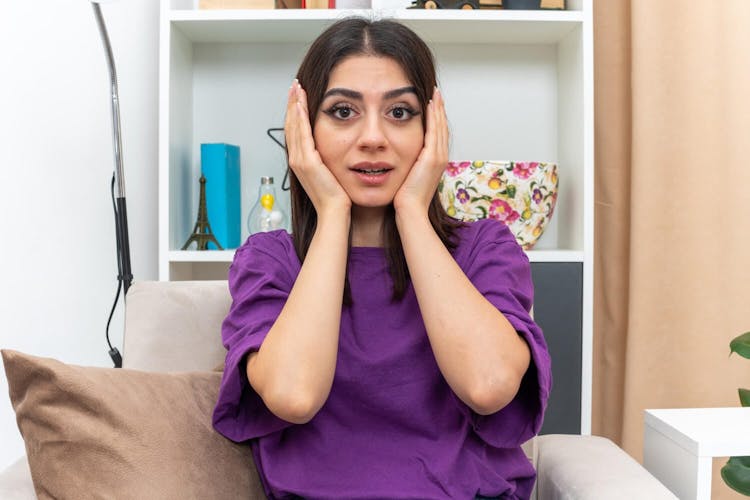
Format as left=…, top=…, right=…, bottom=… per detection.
left=644, top=407, right=750, bottom=500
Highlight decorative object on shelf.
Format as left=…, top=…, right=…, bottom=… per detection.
left=182, top=176, right=223, bottom=251
left=304, top=0, right=334, bottom=8
left=201, top=143, right=241, bottom=250
left=721, top=330, right=750, bottom=495
left=438, top=160, right=558, bottom=250
left=266, top=127, right=291, bottom=192
left=247, top=176, right=288, bottom=234
left=334, top=0, right=371, bottom=8
left=409, top=0, right=501, bottom=9
left=503, top=0, right=565, bottom=9
left=199, top=0, right=302, bottom=8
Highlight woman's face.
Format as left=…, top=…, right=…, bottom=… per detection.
left=313, top=55, right=425, bottom=210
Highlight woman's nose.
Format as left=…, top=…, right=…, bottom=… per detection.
left=357, top=115, right=387, bottom=151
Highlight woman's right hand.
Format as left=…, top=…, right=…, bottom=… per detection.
left=285, top=80, right=351, bottom=217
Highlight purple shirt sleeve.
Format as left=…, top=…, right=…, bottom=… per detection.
left=212, top=231, right=299, bottom=442
left=454, top=219, right=552, bottom=448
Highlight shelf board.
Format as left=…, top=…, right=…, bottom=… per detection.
left=170, top=250, right=236, bottom=262
left=169, top=248, right=583, bottom=263
left=170, top=9, right=582, bottom=44
left=526, top=249, right=584, bottom=262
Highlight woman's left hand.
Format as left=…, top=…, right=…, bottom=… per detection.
left=393, top=87, right=449, bottom=216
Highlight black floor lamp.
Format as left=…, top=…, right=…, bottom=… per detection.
left=92, top=1, right=132, bottom=368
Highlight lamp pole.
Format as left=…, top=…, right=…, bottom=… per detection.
left=92, top=1, right=132, bottom=367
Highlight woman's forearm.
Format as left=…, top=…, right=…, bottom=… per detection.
left=247, top=209, right=350, bottom=424
left=396, top=210, right=531, bottom=415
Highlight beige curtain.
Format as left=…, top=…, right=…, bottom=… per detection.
left=593, top=0, right=750, bottom=497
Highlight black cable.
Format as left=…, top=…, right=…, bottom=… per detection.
left=107, top=174, right=123, bottom=368
left=105, top=280, right=122, bottom=352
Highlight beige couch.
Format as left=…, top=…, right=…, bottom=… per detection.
left=0, top=280, right=677, bottom=499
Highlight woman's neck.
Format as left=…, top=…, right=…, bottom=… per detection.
left=350, top=205, right=387, bottom=247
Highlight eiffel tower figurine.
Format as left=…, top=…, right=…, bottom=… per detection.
left=182, top=175, right=223, bottom=250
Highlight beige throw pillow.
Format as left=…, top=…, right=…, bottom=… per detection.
left=2, top=349, right=266, bottom=500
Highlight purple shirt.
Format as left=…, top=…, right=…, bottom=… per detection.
left=213, top=218, right=551, bottom=499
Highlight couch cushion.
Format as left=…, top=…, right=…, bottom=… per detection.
left=2, top=349, right=265, bottom=500
left=123, top=280, right=230, bottom=372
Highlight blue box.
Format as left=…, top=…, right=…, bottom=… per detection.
left=200, top=143, right=241, bottom=249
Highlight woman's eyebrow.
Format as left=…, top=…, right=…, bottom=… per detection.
left=323, top=88, right=362, bottom=100
left=383, top=86, right=417, bottom=100
left=322, top=86, right=418, bottom=101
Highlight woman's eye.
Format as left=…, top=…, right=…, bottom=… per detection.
left=326, top=104, right=356, bottom=120
left=388, top=106, right=419, bottom=121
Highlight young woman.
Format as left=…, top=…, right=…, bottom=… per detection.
left=213, top=18, right=551, bottom=500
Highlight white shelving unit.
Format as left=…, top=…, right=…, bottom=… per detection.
left=158, top=0, right=593, bottom=432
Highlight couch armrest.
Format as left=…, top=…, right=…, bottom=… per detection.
left=0, top=457, right=35, bottom=500
left=535, top=434, right=677, bottom=500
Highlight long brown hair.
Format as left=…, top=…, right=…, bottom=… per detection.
left=290, top=17, right=462, bottom=303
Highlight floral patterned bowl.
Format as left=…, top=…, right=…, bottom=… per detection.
left=438, top=161, right=558, bottom=250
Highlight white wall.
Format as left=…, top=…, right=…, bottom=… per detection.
left=0, top=0, right=158, bottom=469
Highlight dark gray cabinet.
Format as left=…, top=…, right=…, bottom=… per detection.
left=531, top=262, right=583, bottom=435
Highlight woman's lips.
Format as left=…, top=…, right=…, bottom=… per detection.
left=350, top=162, right=393, bottom=186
